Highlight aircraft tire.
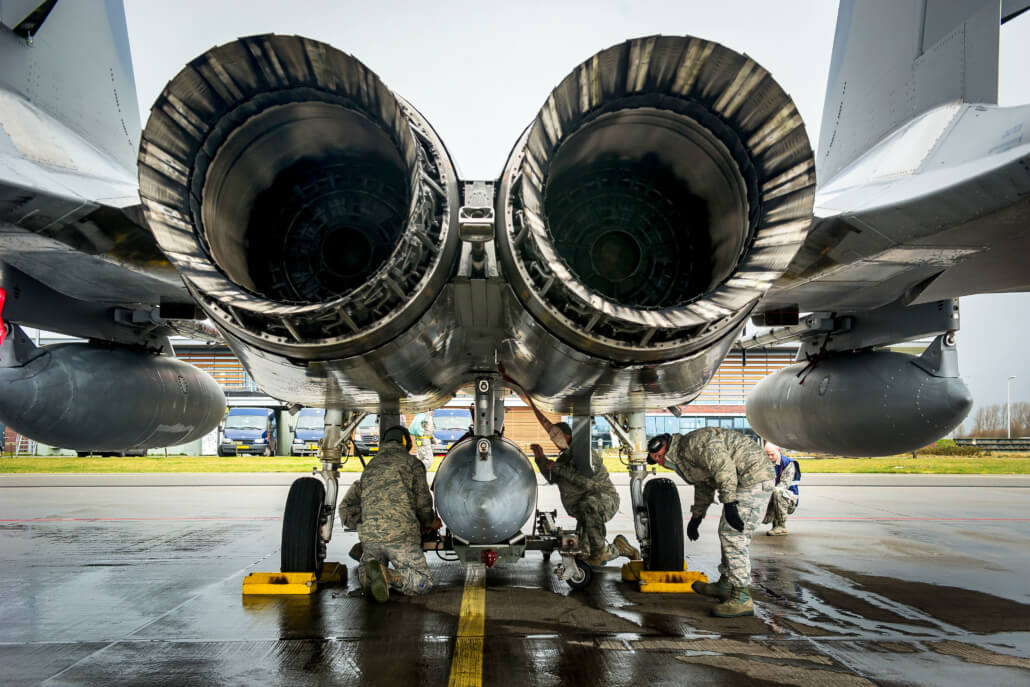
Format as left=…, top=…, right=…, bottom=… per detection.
left=281, top=477, right=325, bottom=577
left=644, top=478, right=684, bottom=571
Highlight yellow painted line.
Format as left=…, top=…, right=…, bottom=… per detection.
left=448, top=564, right=486, bottom=687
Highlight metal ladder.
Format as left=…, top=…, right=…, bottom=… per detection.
left=14, top=434, right=36, bottom=456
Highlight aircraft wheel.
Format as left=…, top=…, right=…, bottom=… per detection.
left=281, top=477, right=325, bottom=577
left=644, top=478, right=684, bottom=571
left=566, top=558, right=593, bottom=591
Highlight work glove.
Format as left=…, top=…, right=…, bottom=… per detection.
left=723, top=502, right=745, bottom=532
left=687, top=515, right=703, bottom=541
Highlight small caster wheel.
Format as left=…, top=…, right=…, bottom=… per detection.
left=566, top=558, right=593, bottom=591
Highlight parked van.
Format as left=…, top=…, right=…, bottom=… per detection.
left=353, top=414, right=380, bottom=454
left=290, top=408, right=325, bottom=456
left=219, top=407, right=277, bottom=456
left=430, top=407, right=473, bottom=453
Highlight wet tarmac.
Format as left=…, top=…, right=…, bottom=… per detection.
left=1, top=473, right=1028, bottom=686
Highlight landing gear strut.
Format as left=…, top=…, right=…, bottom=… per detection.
left=280, top=409, right=366, bottom=576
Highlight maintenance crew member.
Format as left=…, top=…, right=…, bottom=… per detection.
left=528, top=426, right=640, bottom=566
left=339, top=425, right=440, bottom=603
left=647, top=428, right=774, bottom=617
left=501, top=376, right=639, bottom=565
left=762, top=441, right=799, bottom=536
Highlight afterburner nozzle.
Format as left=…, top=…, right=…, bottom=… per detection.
left=139, top=35, right=459, bottom=360
left=496, top=35, right=816, bottom=363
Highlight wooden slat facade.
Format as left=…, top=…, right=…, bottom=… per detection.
left=175, top=350, right=252, bottom=390
left=694, top=350, right=796, bottom=405
left=503, top=406, right=563, bottom=454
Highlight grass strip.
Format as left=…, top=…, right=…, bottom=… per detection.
left=793, top=455, right=1030, bottom=474
left=2, top=453, right=1029, bottom=474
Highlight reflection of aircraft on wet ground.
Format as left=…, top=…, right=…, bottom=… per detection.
left=2, top=1, right=1029, bottom=578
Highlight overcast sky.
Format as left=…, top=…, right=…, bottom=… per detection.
left=122, top=1, right=1030, bottom=413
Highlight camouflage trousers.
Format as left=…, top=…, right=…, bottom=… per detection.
left=717, top=480, right=774, bottom=588
left=568, top=491, right=619, bottom=561
left=415, top=442, right=434, bottom=470
left=762, top=487, right=798, bottom=527
left=357, top=540, right=433, bottom=596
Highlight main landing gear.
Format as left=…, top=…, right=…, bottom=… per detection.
left=280, top=409, right=367, bottom=579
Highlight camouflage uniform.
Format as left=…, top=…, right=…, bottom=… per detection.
left=763, top=459, right=798, bottom=528
left=663, top=428, right=774, bottom=587
left=339, top=440, right=435, bottom=595
left=543, top=448, right=621, bottom=561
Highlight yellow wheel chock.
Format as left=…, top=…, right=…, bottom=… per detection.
left=242, top=561, right=347, bottom=595
left=621, top=560, right=708, bottom=593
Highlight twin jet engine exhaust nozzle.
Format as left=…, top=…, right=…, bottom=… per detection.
left=139, top=34, right=815, bottom=376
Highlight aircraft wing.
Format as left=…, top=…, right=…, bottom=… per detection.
left=757, top=0, right=1030, bottom=315
left=743, top=1, right=1030, bottom=455
left=0, top=0, right=186, bottom=309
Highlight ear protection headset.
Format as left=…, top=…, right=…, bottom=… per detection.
left=382, top=425, right=413, bottom=451
left=646, top=433, right=671, bottom=464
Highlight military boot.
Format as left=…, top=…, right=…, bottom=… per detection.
left=767, top=524, right=788, bottom=536
left=613, top=535, right=641, bottom=560
left=712, top=586, right=754, bottom=617
left=692, top=576, right=731, bottom=601
left=361, top=559, right=389, bottom=603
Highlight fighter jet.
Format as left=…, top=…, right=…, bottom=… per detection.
left=2, top=1, right=1028, bottom=574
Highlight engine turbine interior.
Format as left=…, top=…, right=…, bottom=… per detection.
left=138, top=35, right=460, bottom=362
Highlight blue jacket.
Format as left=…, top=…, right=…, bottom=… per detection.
left=774, top=455, right=801, bottom=501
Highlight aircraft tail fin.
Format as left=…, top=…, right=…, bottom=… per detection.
left=817, top=0, right=1001, bottom=183
left=0, top=0, right=140, bottom=174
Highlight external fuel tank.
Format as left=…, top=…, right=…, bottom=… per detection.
left=747, top=339, right=972, bottom=456
left=0, top=342, right=225, bottom=451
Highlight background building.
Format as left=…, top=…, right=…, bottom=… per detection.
left=4, top=331, right=799, bottom=456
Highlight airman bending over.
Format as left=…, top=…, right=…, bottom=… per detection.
left=648, top=428, right=774, bottom=617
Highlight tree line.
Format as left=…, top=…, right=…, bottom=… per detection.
left=958, top=402, right=1030, bottom=438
